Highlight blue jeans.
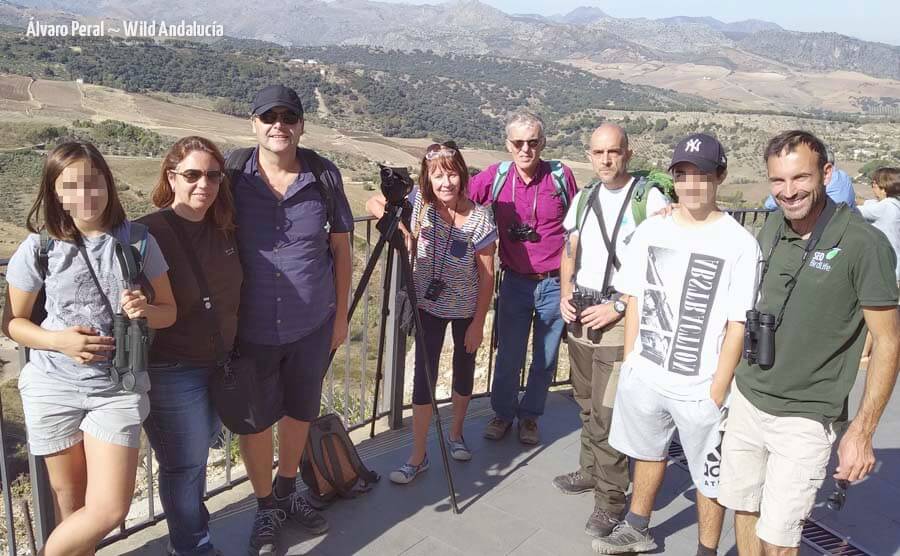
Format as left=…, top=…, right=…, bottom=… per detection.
left=490, top=272, right=565, bottom=421
left=143, top=363, right=221, bottom=555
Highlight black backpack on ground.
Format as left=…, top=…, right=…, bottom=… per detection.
left=224, top=147, right=338, bottom=230
left=300, top=413, right=380, bottom=508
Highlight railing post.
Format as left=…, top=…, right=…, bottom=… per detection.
left=381, top=253, right=406, bottom=430
left=28, top=452, right=54, bottom=548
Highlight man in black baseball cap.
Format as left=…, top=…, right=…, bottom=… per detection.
left=227, top=84, right=355, bottom=555
left=593, top=133, right=761, bottom=556
left=250, top=84, right=304, bottom=118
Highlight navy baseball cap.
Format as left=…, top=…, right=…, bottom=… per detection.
left=669, top=133, right=727, bottom=174
left=250, top=85, right=304, bottom=117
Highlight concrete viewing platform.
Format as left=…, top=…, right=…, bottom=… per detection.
left=102, top=372, right=900, bottom=556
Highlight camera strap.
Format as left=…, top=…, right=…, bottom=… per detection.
left=760, top=199, right=837, bottom=329
left=162, top=210, right=230, bottom=366
left=75, top=237, right=117, bottom=321
left=429, top=202, right=458, bottom=282
left=575, top=179, right=636, bottom=294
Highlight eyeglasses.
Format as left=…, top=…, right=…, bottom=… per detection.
left=256, top=110, right=301, bottom=125
left=169, top=169, right=225, bottom=184
left=508, top=138, right=542, bottom=151
left=425, top=141, right=459, bottom=160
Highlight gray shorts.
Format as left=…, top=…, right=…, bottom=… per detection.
left=18, top=363, right=150, bottom=455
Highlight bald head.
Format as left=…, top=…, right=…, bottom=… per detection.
left=591, top=124, right=629, bottom=151
left=587, top=123, right=632, bottom=188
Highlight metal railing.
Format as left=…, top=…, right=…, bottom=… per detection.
left=0, top=208, right=773, bottom=555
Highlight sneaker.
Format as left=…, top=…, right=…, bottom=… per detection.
left=167, top=542, right=222, bottom=556
left=552, top=470, right=594, bottom=495
left=518, top=418, right=539, bottom=445
left=483, top=417, right=512, bottom=440
left=585, top=507, right=619, bottom=538
left=247, top=507, right=285, bottom=556
left=389, top=456, right=430, bottom=484
left=591, top=520, right=657, bottom=554
left=448, top=437, right=472, bottom=461
left=274, top=490, right=329, bottom=535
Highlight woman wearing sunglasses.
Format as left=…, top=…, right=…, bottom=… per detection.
left=136, top=136, right=243, bottom=556
left=367, top=142, right=497, bottom=483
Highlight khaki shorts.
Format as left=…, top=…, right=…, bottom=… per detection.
left=718, top=386, right=836, bottom=548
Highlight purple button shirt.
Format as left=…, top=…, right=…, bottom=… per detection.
left=469, top=160, right=578, bottom=274
left=234, top=147, right=354, bottom=346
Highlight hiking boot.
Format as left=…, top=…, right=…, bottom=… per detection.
left=552, top=470, right=594, bottom=495
left=483, top=417, right=512, bottom=440
left=518, top=418, right=539, bottom=445
left=448, top=437, right=472, bottom=461
left=389, top=456, right=430, bottom=484
left=591, top=520, right=657, bottom=554
left=247, top=507, right=285, bottom=556
left=585, top=507, right=619, bottom=538
left=274, top=490, right=329, bottom=535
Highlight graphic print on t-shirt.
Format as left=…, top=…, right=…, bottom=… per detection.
left=641, top=246, right=724, bottom=375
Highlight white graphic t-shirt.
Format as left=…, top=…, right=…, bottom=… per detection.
left=563, top=179, right=669, bottom=292
left=613, top=214, right=760, bottom=400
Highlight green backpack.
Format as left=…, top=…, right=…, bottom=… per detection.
left=490, top=160, right=570, bottom=210
left=572, top=169, right=677, bottom=231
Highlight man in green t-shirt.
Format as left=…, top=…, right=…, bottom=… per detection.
left=718, top=130, right=900, bottom=555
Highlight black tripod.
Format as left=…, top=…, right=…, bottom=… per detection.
left=330, top=198, right=460, bottom=514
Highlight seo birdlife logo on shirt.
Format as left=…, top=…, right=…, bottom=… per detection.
left=810, top=248, right=841, bottom=272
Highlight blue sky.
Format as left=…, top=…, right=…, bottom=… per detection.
left=446, top=0, right=899, bottom=45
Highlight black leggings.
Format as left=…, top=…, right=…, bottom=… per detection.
left=412, top=310, right=476, bottom=405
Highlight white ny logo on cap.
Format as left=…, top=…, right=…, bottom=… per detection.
left=685, top=139, right=702, bottom=153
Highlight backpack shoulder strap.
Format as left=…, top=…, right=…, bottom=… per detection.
left=37, top=229, right=51, bottom=280
left=224, top=147, right=255, bottom=192
left=128, top=221, right=149, bottom=258
left=121, top=222, right=155, bottom=302
left=547, top=160, right=570, bottom=210
left=490, top=162, right=513, bottom=204
left=630, top=175, right=652, bottom=225
left=574, top=180, right=600, bottom=233
left=298, top=148, right=337, bottom=231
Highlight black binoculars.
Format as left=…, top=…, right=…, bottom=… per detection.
left=568, top=287, right=603, bottom=344
left=743, top=309, right=776, bottom=368
left=112, top=313, right=150, bottom=391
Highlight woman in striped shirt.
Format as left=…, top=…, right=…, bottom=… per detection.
left=366, top=141, right=497, bottom=484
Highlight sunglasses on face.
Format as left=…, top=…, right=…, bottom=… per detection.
left=508, top=138, right=542, bottom=151
left=170, top=169, right=225, bottom=184
left=256, top=110, right=301, bottom=125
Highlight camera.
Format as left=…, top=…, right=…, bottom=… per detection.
left=743, top=309, right=776, bottom=367
left=379, top=164, right=414, bottom=207
left=508, top=222, right=540, bottom=243
left=568, top=286, right=603, bottom=344
left=424, top=278, right=446, bottom=302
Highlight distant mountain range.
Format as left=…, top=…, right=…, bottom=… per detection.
left=2, top=0, right=898, bottom=80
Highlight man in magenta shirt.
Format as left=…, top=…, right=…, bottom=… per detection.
left=470, top=111, right=578, bottom=445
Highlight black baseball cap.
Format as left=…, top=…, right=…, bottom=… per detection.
left=250, top=85, right=304, bottom=117
left=668, top=133, right=727, bottom=174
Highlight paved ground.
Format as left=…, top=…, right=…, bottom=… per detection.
left=104, top=372, right=899, bottom=556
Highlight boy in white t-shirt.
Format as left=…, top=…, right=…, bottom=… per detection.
left=593, top=134, right=761, bottom=556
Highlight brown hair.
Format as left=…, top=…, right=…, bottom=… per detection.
left=764, top=130, right=828, bottom=173
left=872, top=167, right=900, bottom=198
left=151, top=136, right=235, bottom=233
left=418, top=141, right=470, bottom=206
left=26, top=141, right=126, bottom=241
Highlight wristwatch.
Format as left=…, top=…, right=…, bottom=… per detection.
left=613, top=299, right=627, bottom=314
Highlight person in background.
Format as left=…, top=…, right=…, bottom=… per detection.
left=857, top=166, right=900, bottom=365
left=138, top=136, right=243, bottom=556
